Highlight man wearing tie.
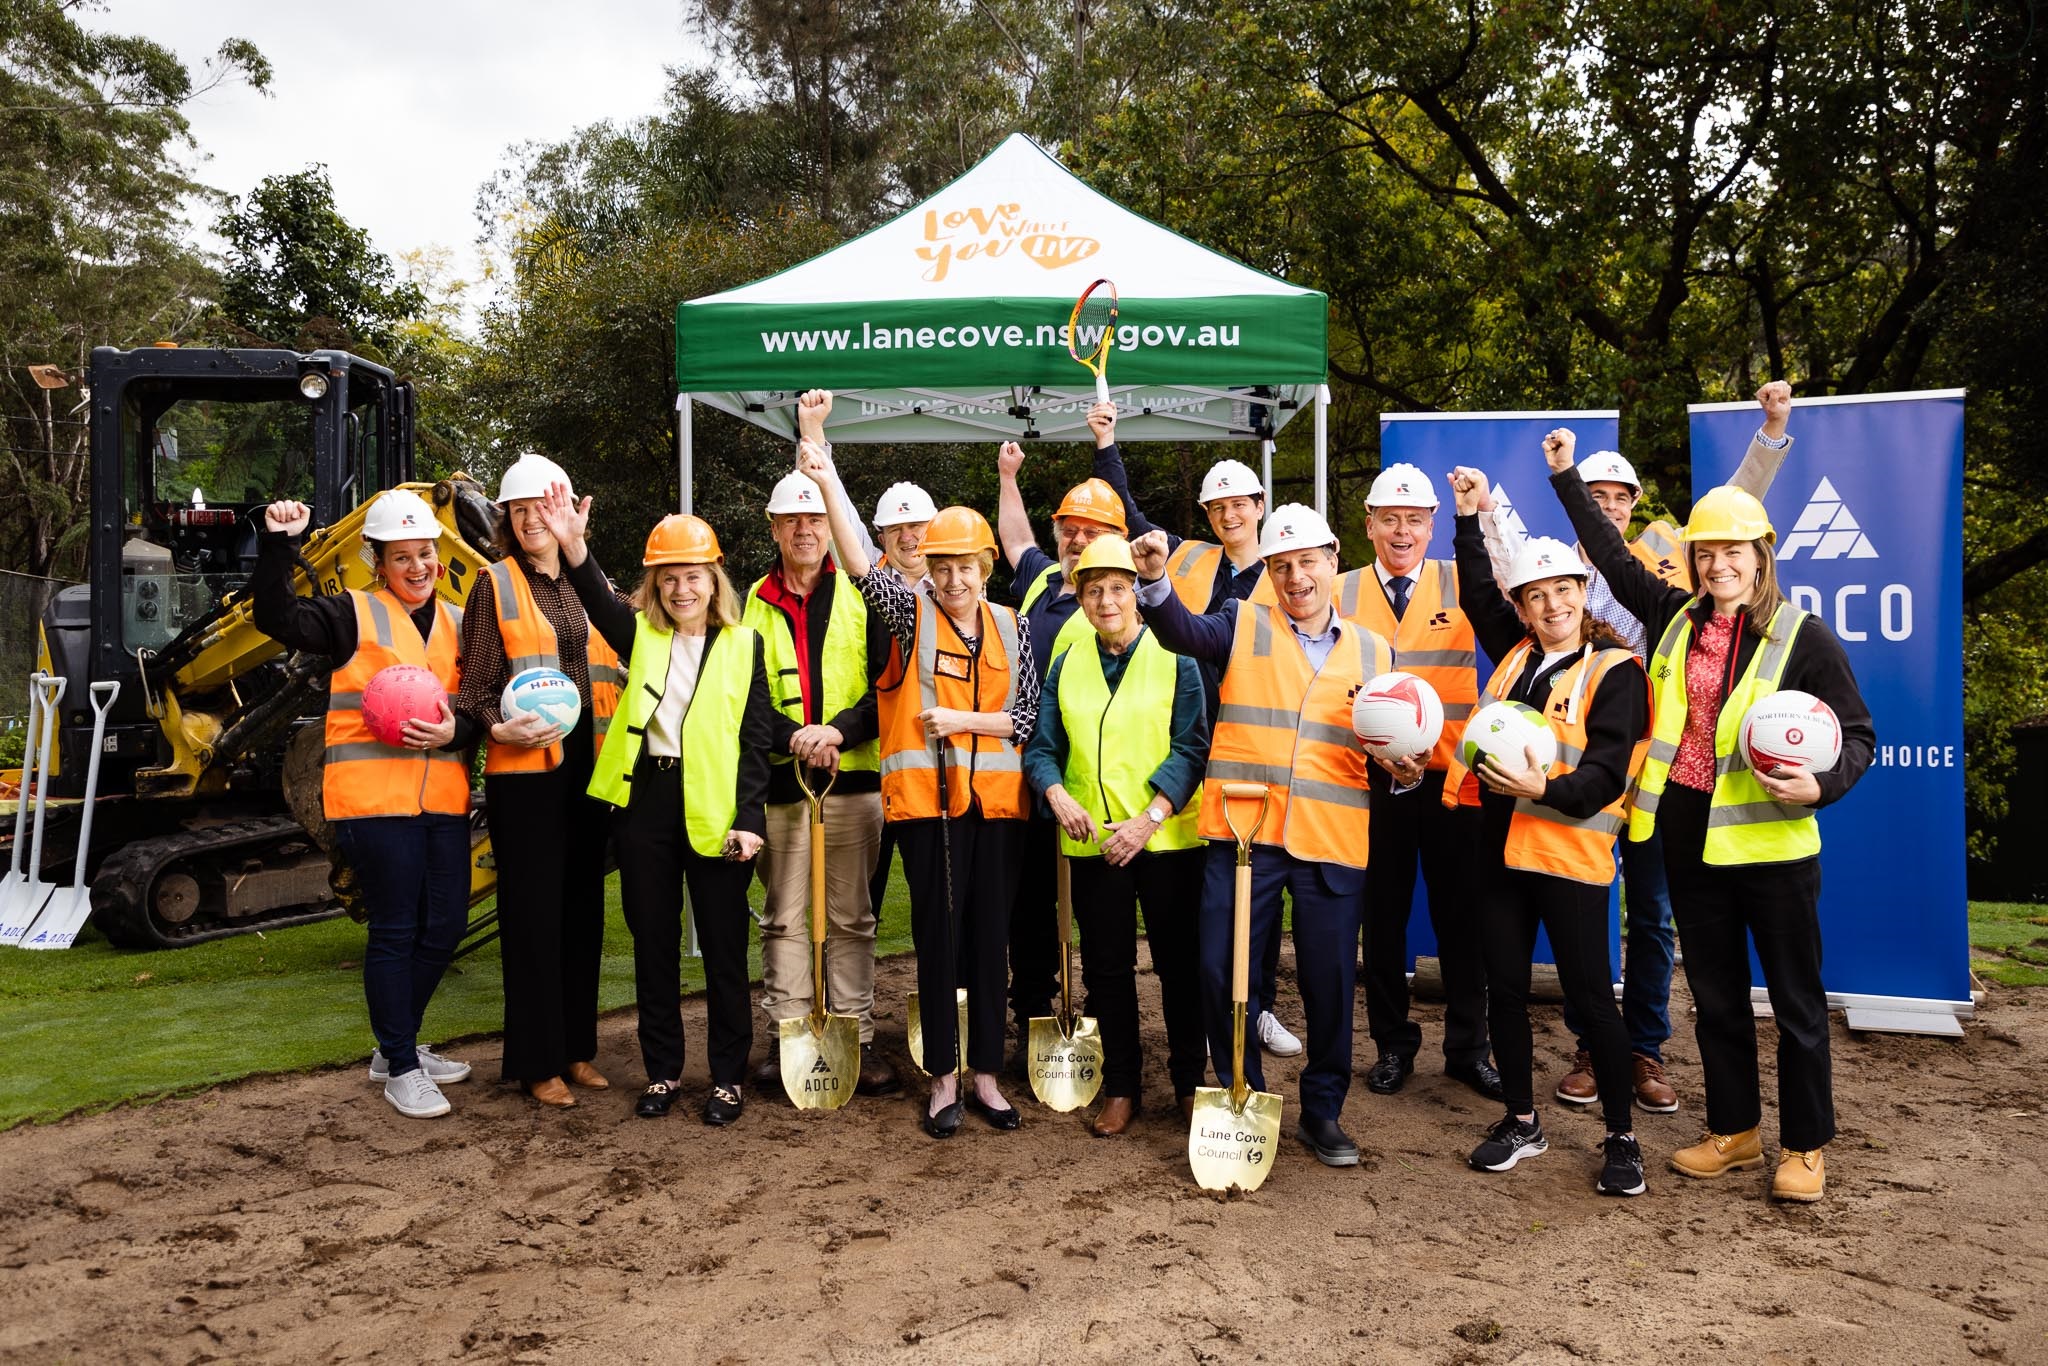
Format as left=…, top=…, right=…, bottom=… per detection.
left=1342, top=465, right=1499, bottom=1101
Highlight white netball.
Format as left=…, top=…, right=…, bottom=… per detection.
left=1351, top=672, right=1446, bottom=761
left=1740, top=690, right=1842, bottom=774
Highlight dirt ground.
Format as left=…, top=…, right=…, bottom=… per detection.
left=2, top=952, right=2043, bottom=1366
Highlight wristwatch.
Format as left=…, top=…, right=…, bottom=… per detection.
left=1145, top=801, right=1171, bottom=824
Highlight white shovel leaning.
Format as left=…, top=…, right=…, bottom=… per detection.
left=21, top=681, right=120, bottom=950
left=0, top=673, right=64, bottom=946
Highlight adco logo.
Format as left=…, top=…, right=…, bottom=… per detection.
left=1780, top=478, right=1878, bottom=561
left=1777, top=477, right=1912, bottom=643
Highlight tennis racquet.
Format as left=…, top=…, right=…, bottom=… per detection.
left=1067, top=278, right=1118, bottom=404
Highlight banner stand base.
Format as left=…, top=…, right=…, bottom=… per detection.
left=1749, top=987, right=1970, bottom=1038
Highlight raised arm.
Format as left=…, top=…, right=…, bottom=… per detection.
left=1545, top=429, right=1691, bottom=638
left=1448, top=467, right=1528, bottom=660
left=995, top=441, right=1038, bottom=573
left=1131, top=529, right=1237, bottom=666
left=539, top=481, right=637, bottom=657
left=796, top=438, right=873, bottom=579
left=794, top=388, right=883, bottom=569
left=1728, top=380, right=1795, bottom=499
left=1085, top=402, right=1172, bottom=546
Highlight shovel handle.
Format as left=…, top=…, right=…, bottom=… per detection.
left=1056, top=851, right=1074, bottom=1023
left=1220, top=781, right=1268, bottom=855
left=1232, top=862, right=1251, bottom=1004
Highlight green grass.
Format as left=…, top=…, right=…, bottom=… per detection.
left=0, top=857, right=915, bottom=1129
left=1968, top=899, right=2048, bottom=987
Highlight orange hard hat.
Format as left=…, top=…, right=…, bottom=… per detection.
left=1054, top=477, right=1128, bottom=535
left=643, top=513, right=723, bottom=566
left=921, top=506, right=997, bottom=558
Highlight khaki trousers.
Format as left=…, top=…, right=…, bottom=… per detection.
left=756, top=791, right=884, bottom=1040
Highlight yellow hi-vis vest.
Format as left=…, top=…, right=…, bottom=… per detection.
left=741, top=571, right=879, bottom=774
left=1052, top=628, right=1203, bottom=858
left=478, top=558, right=623, bottom=775
left=1629, top=602, right=1818, bottom=865
left=1442, top=639, right=1650, bottom=885
left=1164, top=540, right=1278, bottom=613
left=587, top=616, right=758, bottom=858
left=1018, top=561, right=1093, bottom=666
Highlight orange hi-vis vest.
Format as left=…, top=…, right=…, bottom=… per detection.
left=1333, top=559, right=1478, bottom=779
left=1163, top=540, right=1277, bottom=613
left=324, top=589, right=469, bottom=820
left=1199, top=602, right=1395, bottom=869
left=1627, top=519, right=1686, bottom=587
left=875, top=597, right=1028, bottom=821
left=479, top=558, right=624, bottom=775
left=1442, top=639, right=1651, bottom=885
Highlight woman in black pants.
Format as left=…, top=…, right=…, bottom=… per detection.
left=1544, top=427, right=1874, bottom=1202
left=1445, top=470, right=1652, bottom=1196
left=540, top=489, right=775, bottom=1125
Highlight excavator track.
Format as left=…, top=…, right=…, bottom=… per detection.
left=91, top=816, right=345, bottom=949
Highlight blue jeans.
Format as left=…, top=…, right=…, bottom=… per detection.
left=333, top=813, right=471, bottom=1076
left=1562, top=830, right=1676, bottom=1061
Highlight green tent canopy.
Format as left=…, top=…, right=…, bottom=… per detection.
left=674, top=133, right=1332, bottom=509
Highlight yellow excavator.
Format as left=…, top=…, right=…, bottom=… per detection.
left=3, top=344, right=503, bottom=948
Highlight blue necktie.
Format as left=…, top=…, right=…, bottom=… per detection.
left=1389, top=575, right=1413, bottom=621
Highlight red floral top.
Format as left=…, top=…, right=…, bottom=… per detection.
left=1669, top=611, right=1735, bottom=791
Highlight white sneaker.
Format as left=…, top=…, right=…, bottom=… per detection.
left=369, top=1045, right=472, bottom=1084
left=382, top=1068, right=451, bottom=1119
left=1257, top=1010, right=1304, bottom=1057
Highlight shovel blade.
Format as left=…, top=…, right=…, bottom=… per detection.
left=1187, top=1084, right=1285, bottom=1192
left=20, top=887, right=88, bottom=950
left=0, top=882, right=56, bottom=948
left=778, top=1012, right=860, bottom=1111
left=906, top=987, right=970, bottom=1077
left=1026, top=1013, right=1104, bottom=1112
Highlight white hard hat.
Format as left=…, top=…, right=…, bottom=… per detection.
left=1504, top=536, right=1591, bottom=592
left=362, top=489, right=442, bottom=543
left=1365, top=462, right=1439, bottom=510
left=1257, top=503, right=1338, bottom=558
left=496, top=451, right=571, bottom=504
left=1198, top=459, right=1265, bottom=505
left=1576, top=450, right=1641, bottom=492
left=765, top=471, right=826, bottom=517
left=873, top=481, right=937, bottom=528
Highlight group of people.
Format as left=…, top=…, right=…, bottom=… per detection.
left=253, top=377, right=1872, bottom=1203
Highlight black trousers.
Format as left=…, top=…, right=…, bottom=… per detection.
left=486, top=721, right=609, bottom=1084
left=614, top=752, right=754, bottom=1088
left=1361, top=769, right=1490, bottom=1064
left=897, top=813, right=1023, bottom=1077
left=1007, top=818, right=1062, bottom=1032
left=1660, top=783, right=1834, bottom=1150
left=1068, top=848, right=1208, bottom=1100
left=1479, top=864, right=1634, bottom=1133
left=868, top=822, right=897, bottom=926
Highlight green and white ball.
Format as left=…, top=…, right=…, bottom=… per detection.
left=1459, top=700, right=1558, bottom=775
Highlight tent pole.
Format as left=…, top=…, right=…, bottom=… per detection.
left=1261, top=439, right=1274, bottom=507
left=1314, top=384, right=1330, bottom=518
left=677, top=392, right=694, bottom=515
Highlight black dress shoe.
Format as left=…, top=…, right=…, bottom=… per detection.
left=1297, top=1115, right=1361, bottom=1167
left=1446, top=1059, right=1505, bottom=1102
left=1365, top=1051, right=1414, bottom=1094
left=635, top=1081, right=680, bottom=1119
left=750, top=1051, right=782, bottom=1091
left=965, top=1094, right=1022, bottom=1131
left=856, top=1043, right=902, bottom=1097
left=923, top=1101, right=963, bottom=1139
left=702, top=1083, right=744, bottom=1127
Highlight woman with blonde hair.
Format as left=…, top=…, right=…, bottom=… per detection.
left=539, top=487, right=776, bottom=1126
left=1546, top=430, right=1874, bottom=1202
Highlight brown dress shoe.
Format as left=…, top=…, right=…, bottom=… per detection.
left=751, top=1051, right=784, bottom=1091
left=1632, top=1054, right=1679, bottom=1113
left=1554, top=1049, right=1598, bottom=1105
left=856, top=1045, right=902, bottom=1097
left=525, top=1076, right=576, bottom=1108
left=566, top=1060, right=608, bottom=1090
left=1091, top=1096, right=1138, bottom=1137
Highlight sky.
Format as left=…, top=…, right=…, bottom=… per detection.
left=93, top=2, right=712, bottom=320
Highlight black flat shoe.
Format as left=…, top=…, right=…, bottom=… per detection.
left=1445, top=1059, right=1505, bottom=1103
left=635, top=1081, right=680, bottom=1119
left=965, top=1095, right=1021, bottom=1131
left=702, top=1083, right=744, bottom=1127
left=1365, top=1051, right=1414, bottom=1095
left=923, top=1101, right=964, bottom=1139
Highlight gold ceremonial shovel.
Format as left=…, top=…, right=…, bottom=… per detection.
left=778, top=763, right=859, bottom=1110
left=1188, top=781, right=1284, bottom=1192
left=1028, top=851, right=1104, bottom=1112
left=907, top=739, right=968, bottom=1079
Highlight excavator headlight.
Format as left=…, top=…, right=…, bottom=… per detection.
left=298, top=372, right=329, bottom=400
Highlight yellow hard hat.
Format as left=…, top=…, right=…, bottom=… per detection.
left=1683, top=486, right=1775, bottom=544
left=1074, top=534, right=1137, bottom=578
left=1054, top=478, right=1128, bottom=535
left=921, top=506, right=997, bottom=557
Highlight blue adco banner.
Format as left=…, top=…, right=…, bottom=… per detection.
left=1690, top=392, right=1971, bottom=1009
left=1378, top=412, right=1623, bottom=974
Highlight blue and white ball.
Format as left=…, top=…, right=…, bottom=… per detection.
left=501, top=667, right=581, bottom=734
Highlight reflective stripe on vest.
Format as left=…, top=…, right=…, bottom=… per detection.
left=480, top=559, right=623, bottom=774
left=1054, top=628, right=1203, bottom=857
left=1333, top=559, right=1478, bottom=777
left=1443, top=639, right=1650, bottom=884
left=586, top=617, right=755, bottom=858
left=1197, top=602, right=1393, bottom=868
left=875, top=599, right=1027, bottom=820
left=742, top=572, right=880, bottom=774
left=324, top=589, right=468, bottom=819
left=1629, top=602, right=1817, bottom=865
left=1628, top=519, right=1687, bottom=586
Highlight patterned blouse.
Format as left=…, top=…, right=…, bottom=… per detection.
left=851, top=566, right=1040, bottom=747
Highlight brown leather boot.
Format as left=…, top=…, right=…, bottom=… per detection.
left=566, top=1060, right=609, bottom=1090
left=1091, top=1096, right=1138, bottom=1137
left=1554, top=1049, right=1598, bottom=1105
left=525, top=1076, right=576, bottom=1108
left=1632, top=1054, right=1679, bottom=1113
left=1669, top=1127, right=1765, bottom=1178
